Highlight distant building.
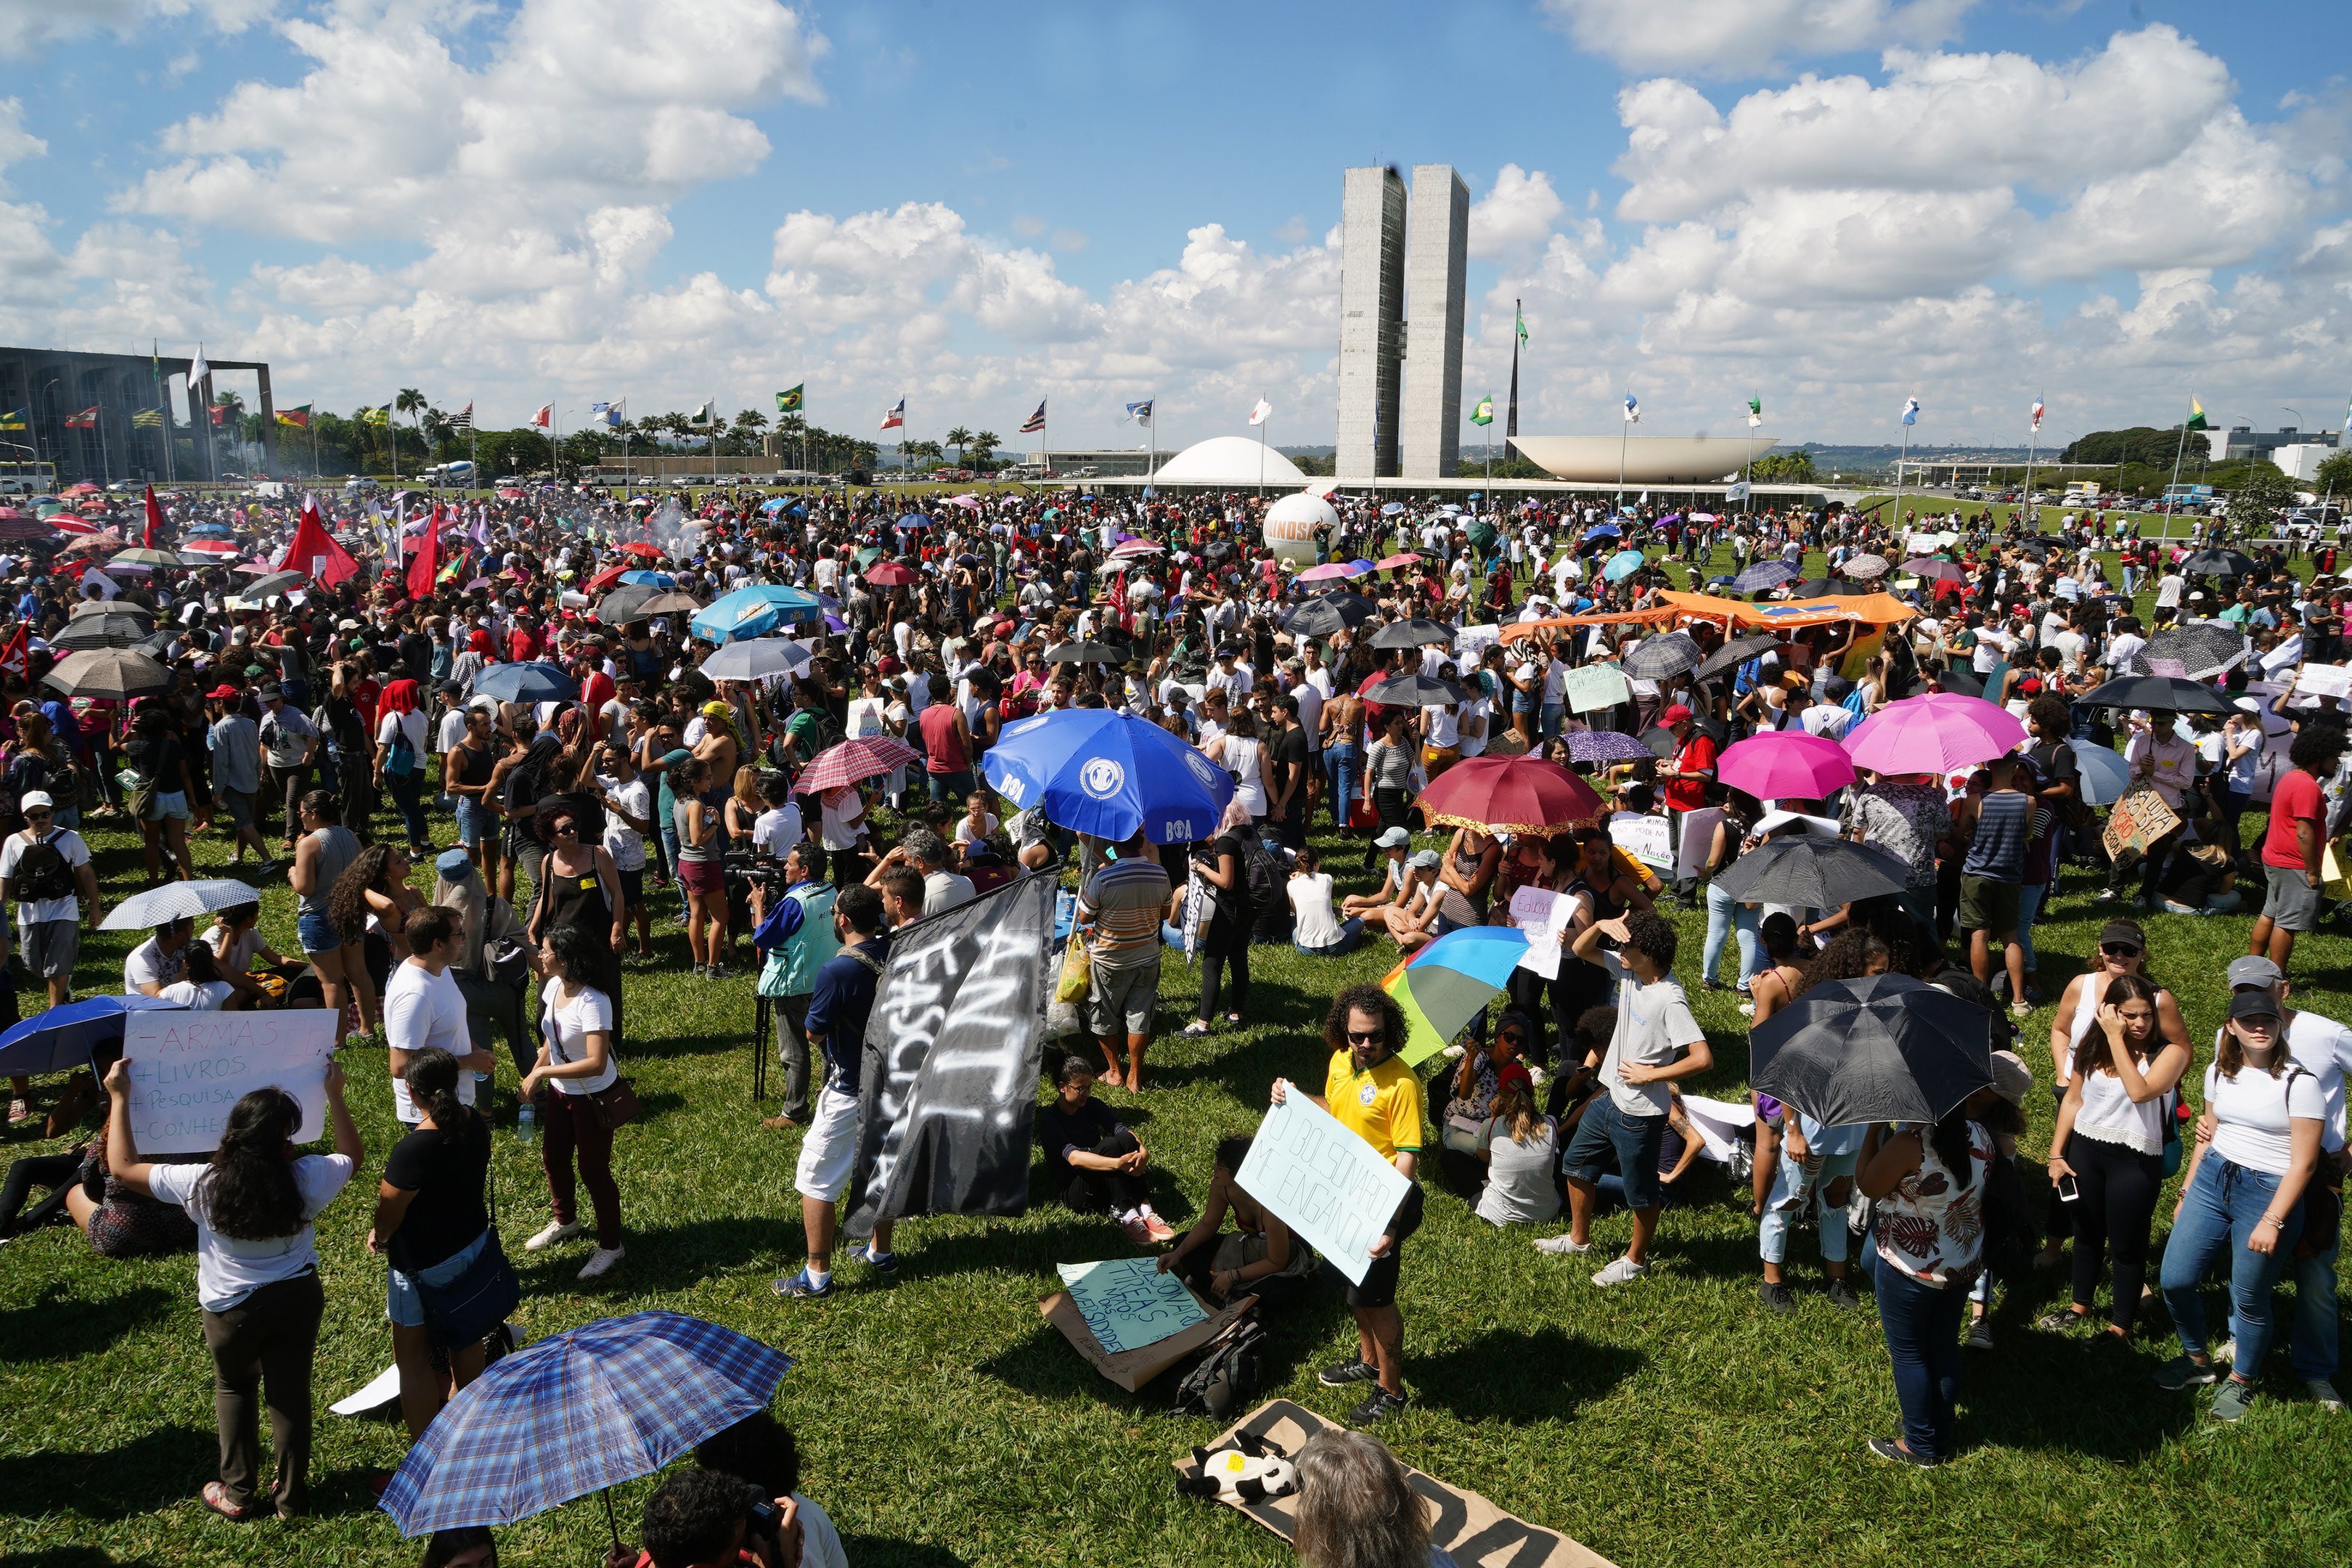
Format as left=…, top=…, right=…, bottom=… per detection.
left=2203, top=425, right=2339, bottom=463
left=0, top=344, right=277, bottom=483
left=1037, top=447, right=1159, bottom=478
left=1336, top=163, right=1469, bottom=482
left=2274, top=443, right=2343, bottom=483
left=1398, top=166, right=1469, bottom=482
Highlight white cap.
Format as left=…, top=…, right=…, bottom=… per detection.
left=19, top=791, right=52, bottom=810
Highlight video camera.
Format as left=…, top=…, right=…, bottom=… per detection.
left=720, top=850, right=790, bottom=894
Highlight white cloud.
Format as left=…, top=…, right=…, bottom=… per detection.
left=1467, top=164, right=1564, bottom=258
left=0, top=0, right=275, bottom=62
left=1544, top=0, right=1974, bottom=76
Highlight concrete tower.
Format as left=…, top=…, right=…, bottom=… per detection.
left=1336, top=166, right=1405, bottom=481
left=1399, top=164, right=1469, bottom=480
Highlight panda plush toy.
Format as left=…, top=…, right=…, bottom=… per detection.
left=1176, top=1434, right=1297, bottom=1505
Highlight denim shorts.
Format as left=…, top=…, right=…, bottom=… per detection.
left=385, top=1227, right=491, bottom=1328
left=1564, top=1095, right=1668, bottom=1211
left=296, top=908, right=340, bottom=955
left=144, top=790, right=191, bottom=823
left=454, top=797, right=494, bottom=846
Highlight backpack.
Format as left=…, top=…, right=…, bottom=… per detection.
left=1170, top=1315, right=1266, bottom=1422
left=1241, top=831, right=1291, bottom=942
left=12, top=830, right=77, bottom=903
left=1977, top=1146, right=2039, bottom=1289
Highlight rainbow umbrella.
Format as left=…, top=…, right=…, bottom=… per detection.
left=1384, top=926, right=1530, bottom=1067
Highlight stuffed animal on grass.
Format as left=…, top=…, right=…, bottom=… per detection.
left=1177, top=1433, right=1297, bottom=1504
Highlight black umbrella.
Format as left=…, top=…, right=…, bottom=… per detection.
left=1792, top=578, right=1869, bottom=596
left=1043, top=641, right=1122, bottom=664
left=2180, top=548, right=2257, bottom=579
left=1363, top=672, right=1468, bottom=707
left=50, top=615, right=153, bottom=650
left=42, top=647, right=173, bottom=700
left=70, top=597, right=152, bottom=622
left=1636, top=725, right=1678, bottom=760
left=1692, top=633, right=1781, bottom=682
left=1710, top=835, right=1908, bottom=907
left=1750, top=973, right=1993, bottom=1126
left=1368, top=618, right=1455, bottom=650
left=2010, top=539, right=2052, bottom=558
left=2074, top=674, right=2235, bottom=716
left=2134, top=621, right=2248, bottom=680
left=594, top=584, right=662, bottom=625
left=1620, top=631, right=1701, bottom=680
left=1282, top=593, right=1376, bottom=637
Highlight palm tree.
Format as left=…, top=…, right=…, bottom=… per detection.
left=969, top=430, right=999, bottom=470
left=944, top=425, right=973, bottom=467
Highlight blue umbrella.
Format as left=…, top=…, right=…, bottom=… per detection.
left=616, top=569, right=676, bottom=588
left=1380, top=502, right=1407, bottom=516
left=981, top=709, right=1235, bottom=844
left=759, top=497, right=791, bottom=514
left=1603, top=548, right=1646, bottom=581
left=894, top=513, right=933, bottom=531
left=0, top=995, right=184, bottom=1077
left=1349, top=558, right=1377, bottom=574
left=380, top=1312, right=791, bottom=1538
left=472, top=661, right=579, bottom=703
left=188, top=523, right=234, bottom=537
left=690, top=584, right=822, bottom=644
left=1733, top=560, right=1800, bottom=594
left=1580, top=522, right=1621, bottom=542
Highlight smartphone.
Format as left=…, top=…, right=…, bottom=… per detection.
left=2057, top=1174, right=2080, bottom=1204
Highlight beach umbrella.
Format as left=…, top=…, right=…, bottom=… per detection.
left=1749, top=973, right=1992, bottom=1127
left=2068, top=739, right=2134, bottom=808
left=1384, top=927, right=1531, bottom=1066
left=1620, top=632, right=1702, bottom=681
left=1413, top=755, right=1601, bottom=834
left=2073, top=674, right=2234, bottom=716
left=1043, top=641, right=1122, bottom=664
left=1368, top=618, right=1455, bottom=650
left=1282, top=593, right=1376, bottom=637
left=472, top=661, right=579, bottom=703
left=1710, top=836, right=1907, bottom=908
left=1842, top=693, right=2025, bottom=775
left=2179, top=549, right=2257, bottom=579
left=796, top=736, right=920, bottom=796
left=1562, top=730, right=1654, bottom=764
left=42, top=647, right=171, bottom=700
left=696, top=638, right=811, bottom=682
left=380, top=1312, right=792, bottom=1539
left=1602, top=549, right=1646, bottom=582
left=1692, top=633, right=1781, bottom=682
left=1363, top=672, right=1468, bottom=707
left=1731, top=560, right=1798, bottom=593
left=99, top=879, right=265, bottom=932
left=690, top=584, right=822, bottom=643
left=0, top=995, right=185, bottom=1077
left=981, top=709, right=1233, bottom=844
left=1718, top=732, right=1857, bottom=801
left=2135, top=622, right=2248, bottom=679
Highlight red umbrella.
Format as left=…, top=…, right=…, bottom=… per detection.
left=183, top=538, right=240, bottom=555
left=1376, top=552, right=1423, bottom=570
left=62, top=482, right=101, bottom=495
left=617, top=541, right=665, bottom=558
left=796, top=736, right=920, bottom=795
left=582, top=563, right=631, bottom=595
left=47, top=518, right=99, bottom=534
left=864, top=560, right=918, bottom=586
left=1413, top=754, right=1603, bottom=835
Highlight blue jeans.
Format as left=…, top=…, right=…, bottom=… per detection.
left=1760, top=1148, right=1859, bottom=1265
left=1876, top=1263, right=1969, bottom=1461
left=2016, top=881, right=2047, bottom=981
left=1702, top=881, right=1758, bottom=985
left=2160, top=1154, right=2304, bottom=1376
left=1542, top=703, right=1564, bottom=740
left=2291, top=1234, right=2341, bottom=1383
left=1294, top=916, right=1365, bottom=957
left=1323, top=743, right=1360, bottom=830
left=385, top=769, right=428, bottom=848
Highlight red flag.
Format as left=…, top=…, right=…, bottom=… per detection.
left=275, top=498, right=359, bottom=588
left=142, top=484, right=164, bottom=549
left=0, top=624, right=25, bottom=679
left=407, top=504, right=442, bottom=602
left=532, top=404, right=552, bottom=430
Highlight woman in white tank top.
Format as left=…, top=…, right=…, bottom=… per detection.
left=1207, top=711, right=1269, bottom=820
left=2045, top=972, right=2190, bottom=1341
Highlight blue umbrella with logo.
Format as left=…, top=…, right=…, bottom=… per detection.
left=616, top=569, right=676, bottom=588
left=688, top=584, right=822, bottom=643
left=981, top=709, right=1235, bottom=844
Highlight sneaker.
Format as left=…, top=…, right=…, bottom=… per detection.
left=856, top=1243, right=900, bottom=1274
left=1967, top=1318, right=1996, bottom=1352
left=2210, top=1378, right=2256, bottom=1423
left=576, top=1245, right=625, bottom=1281
left=2094, top=887, right=2120, bottom=902
left=2155, top=1355, right=2221, bottom=1391
left=1759, top=1280, right=1797, bottom=1315
left=1141, top=1212, right=1177, bottom=1244
left=1591, top=1255, right=1647, bottom=1287
left=2036, top=1310, right=2093, bottom=1336
left=2009, top=1002, right=2033, bottom=1020
left=1318, top=1357, right=1379, bottom=1387
left=1826, top=1278, right=1861, bottom=1312
left=1119, top=1212, right=1155, bottom=1246
left=1345, top=1387, right=1409, bottom=1427
left=1533, top=1234, right=1591, bottom=1257
left=1737, top=1000, right=1756, bottom=1017
left=772, top=1268, right=832, bottom=1299
left=2306, top=1379, right=2345, bottom=1413
left=524, top=1220, right=584, bottom=1252
left=1866, top=1436, right=1939, bottom=1470
left=1441, top=1042, right=1467, bottom=1059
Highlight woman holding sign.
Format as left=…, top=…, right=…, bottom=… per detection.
left=100, top=1056, right=363, bottom=1520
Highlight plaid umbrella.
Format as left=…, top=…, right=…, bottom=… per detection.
left=1563, top=729, right=1655, bottom=764
left=1620, top=632, right=1702, bottom=680
left=1731, top=560, right=1797, bottom=593
left=380, top=1312, right=792, bottom=1538
left=798, top=735, right=920, bottom=795
left=2135, top=621, right=2248, bottom=679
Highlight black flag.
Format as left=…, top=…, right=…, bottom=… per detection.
left=844, top=873, right=1055, bottom=1235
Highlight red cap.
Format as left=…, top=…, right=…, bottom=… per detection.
left=1495, top=1063, right=1535, bottom=1094
left=205, top=684, right=240, bottom=700
left=1659, top=703, right=1694, bottom=725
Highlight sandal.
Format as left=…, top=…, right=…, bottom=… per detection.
left=200, top=1481, right=255, bottom=1521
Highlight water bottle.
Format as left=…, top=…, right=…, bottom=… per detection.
left=517, top=1099, right=537, bottom=1143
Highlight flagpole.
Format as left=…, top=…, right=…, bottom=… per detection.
left=1616, top=405, right=1628, bottom=512
left=1894, top=419, right=1910, bottom=528
left=2163, top=405, right=2191, bottom=543
left=2023, top=395, right=2040, bottom=531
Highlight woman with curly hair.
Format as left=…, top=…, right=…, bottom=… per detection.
left=102, top=1055, right=364, bottom=1519
left=330, top=841, right=420, bottom=1011
left=290, top=789, right=367, bottom=1045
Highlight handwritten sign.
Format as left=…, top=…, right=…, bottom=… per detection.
left=2296, top=664, right=2351, bottom=700
left=1509, top=885, right=1572, bottom=981
left=1609, top=812, right=1675, bottom=871
left=1675, top=807, right=1726, bottom=883
left=121, top=1008, right=338, bottom=1155
left=1055, top=1258, right=1206, bottom=1354
left=2102, top=786, right=2182, bottom=861
left=1234, top=1093, right=1412, bottom=1286
left=1560, top=663, right=1630, bottom=714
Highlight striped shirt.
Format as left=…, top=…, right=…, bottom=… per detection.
left=1079, top=855, right=1171, bottom=971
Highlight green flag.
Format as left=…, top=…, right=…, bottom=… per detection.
left=1471, top=394, right=1494, bottom=427
left=2184, top=396, right=2209, bottom=432
left=1514, top=305, right=1528, bottom=346
left=775, top=385, right=804, bottom=414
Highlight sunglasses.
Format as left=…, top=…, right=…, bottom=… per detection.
left=551, top=821, right=579, bottom=836
left=2100, top=944, right=2141, bottom=960
left=22, top=809, right=50, bottom=820
left=1346, top=1028, right=1384, bottom=1045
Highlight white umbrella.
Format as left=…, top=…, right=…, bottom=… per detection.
left=100, top=878, right=265, bottom=931
left=698, top=638, right=812, bottom=682
left=2067, top=739, right=2134, bottom=808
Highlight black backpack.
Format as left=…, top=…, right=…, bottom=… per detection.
left=1977, top=1146, right=2038, bottom=1289
left=12, top=830, right=77, bottom=903
left=1240, top=830, right=1291, bottom=942
left=1171, top=1315, right=1265, bottom=1421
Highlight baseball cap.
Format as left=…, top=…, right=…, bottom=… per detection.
left=1987, top=1049, right=2033, bottom=1106
left=19, top=791, right=52, bottom=811
left=2096, top=919, right=2147, bottom=951
left=258, top=685, right=283, bottom=701
left=1659, top=703, right=1694, bottom=725
left=2229, top=989, right=2283, bottom=1022
left=1408, top=848, right=1441, bottom=870
left=436, top=848, right=475, bottom=878
left=2226, top=955, right=2284, bottom=989
left=205, top=683, right=240, bottom=700
left=1374, top=825, right=1411, bottom=849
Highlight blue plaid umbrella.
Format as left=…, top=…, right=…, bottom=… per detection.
left=380, top=1312, right=792, bottom=1538
left=1732, top=560, right=1798, bottom=593
left=472, top=661, right=579, bottom=703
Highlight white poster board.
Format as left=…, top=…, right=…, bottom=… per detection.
left=1680, top=1094, right=1757, bottom=1164
left=1675, top=807, right=1725, bottom=882
left=121, top=1009, right=338, bottom=1155
left=2295, top=664, right=2351, bottom=700
left=1609, top=812, right=1675, bottom=871
left=1234, top=1093, right=1412, bottom=1286
left=1508, top=885, right=1573, bottom=981
left=1560, top=664, right=1630, bottom=714
left=1452, top=624, right=1500, bottom=658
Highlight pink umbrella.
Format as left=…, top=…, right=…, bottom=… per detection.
left=1718, top=732, right=1856, bottom=800
left=1295, top=561, right=1355, bottom=581
left=184, top=538, right=240, bottom=555
left=1376, top=552, right=1423, bottom=570
left=1842, top=693, right=2025, bottom=776
left=1108, top=538, right=1161, bottom=558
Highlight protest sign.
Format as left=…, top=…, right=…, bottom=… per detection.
left=2295, top=663, right=2351, bottom=700
left=1233, top=1093, right=1411, bottom=1287
left=845, top=873, right=1055, bottom=1236
left=1041, top=1283, right=1252, bottom=1393
left=1453, top=624, right=1500, bottom=658
left=121, top=1008, right=338, bottom=1155
left=1679, top=1094, right=1757, bottom=1164
left=1559, top=663, right=1630, bottom=714
left=1675, top=807, right=1724, bottom=883
left=1056, top=1258, right=1207, bottom=1354
left=1175, top=1400, right=1619, bottom=1568
left=2102, top=786, right=2181, bottom=861
left=1508, top=885, right=1571, bottom=981
left=1609, top=812, right=1674, bottom=871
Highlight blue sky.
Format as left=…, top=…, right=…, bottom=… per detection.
left=3, top=1, right=2348, bottom=453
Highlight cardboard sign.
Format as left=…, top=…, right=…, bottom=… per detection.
left=1040, top=1284, right=1254, bottom=1393
left=2102, top=786, right=2182, bottom=860
left=121, top=1008, right=338, bottom=1155
left=1609, top=812, right=1675, bottom=871
left=2296, top=663, right=2351, bottom=700
left=1559, top=663, right=1630, bottom=714
left=1055, top=1258, right=1206, bottom=1354
left=1233, top=1093, right=1411, bottom=1286
left=1508, top=885, right=1572, bottom=981
left=1453, top=624, right=1500, bottom=658
left=1175, top=1399, right=1619, bottom=1568
left=1675, top=807, right=1725, bottom=883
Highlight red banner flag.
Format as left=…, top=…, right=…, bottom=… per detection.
left=142, top=484, right=164, bottom=550
left=0, top=624, right=26, bottom=679
left=407, top=504, right=441, bottom=603
left=275, top=498, right=359, bottom=588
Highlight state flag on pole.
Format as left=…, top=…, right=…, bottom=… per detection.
left=532, top=404, right=553, bottom=430
left=1248, top=399, right=1272, bottom=426
left=362, top=404, right=391, bottom=425
left=63, top=407, right=98, bottom=428
left=1125, top=400, right=1153, bottom=424
left=879, top=397, right=905, bottom=431
left=1622, top=394, right=1640, bottom=424
left=275, top=404, right=311, bottom=428
left=188, top=346, right=209, bottom=385
left=775, top=385, right=804, bottom=414
left=1747, top=393, right=1763, bottom=428
left=1471, top=395, right=1494, bottom=427
left=1900, top=396, right=1920, bottom=426
left=690, top=400, right=714, bottom=428
left=447, top=402, right=473, bottom=430
left=2030, top=399, right=2046, bottom=433
left=1018, top=399, right=1046, bottom=434
left=2184, top=397, right=2209, bottom=432
left=131, top=408, right=163, bottom=428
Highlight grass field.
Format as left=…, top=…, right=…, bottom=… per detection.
left=4, top=541, right=2351, bottom=1568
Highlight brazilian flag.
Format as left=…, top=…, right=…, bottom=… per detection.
left=775, top=385, right=804, bottom=414
left=1470, top=395, right=1493, bottom=427
left=2184, top=397, right=2210, bottom=432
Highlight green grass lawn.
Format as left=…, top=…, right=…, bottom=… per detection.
left=4, top=537, right=2350, bottom=1568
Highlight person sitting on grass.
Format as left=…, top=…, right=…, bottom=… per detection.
left=1159, top=1133, right=1318, bottom=1308
left=1036, top=1053, right=1173, bottom=1245
left=691, top=1410, right=850, bottom=1568
left=1471, top=1068, right=1561, bottom=1228
left=1290, top=1428, right=1455, bottom=1568
left=1342, top=826, right=1414, bottom=918
left=1288, top=845, right=1365, bottom=957
left=639, top=1468, right=802, bottom=1568
left=1437, top=1012, right=1534, bottom=1195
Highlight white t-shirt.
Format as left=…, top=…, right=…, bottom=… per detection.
left=385, top=961, right=476, bottom=1124
left=604, top=777, right=652, bottom=872
left=149, top=1153, right=356, bottom=1312
left=1596, top=951, right=1704, bottom=1116
left=123, top=935, right=185, bottom=995
left=539, top=978, right=618, bottom=1095
left=436, top=708, right=470, bottom=755
left=159, top=978, right=234, bottom=1010
left=1288, top=870, right=1344, bottom=948
left=376, top=707, right=430, bottom=771
left=754, top=803, right=804, bottom=862
left=1, top=827, right=91, bottom=926
left=2287, top=1008, right=2352, bottom=1154
left=1475, top=1116, right=1563, bottom=1227
left=2205, top=1059, right=2327, bottom=1176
